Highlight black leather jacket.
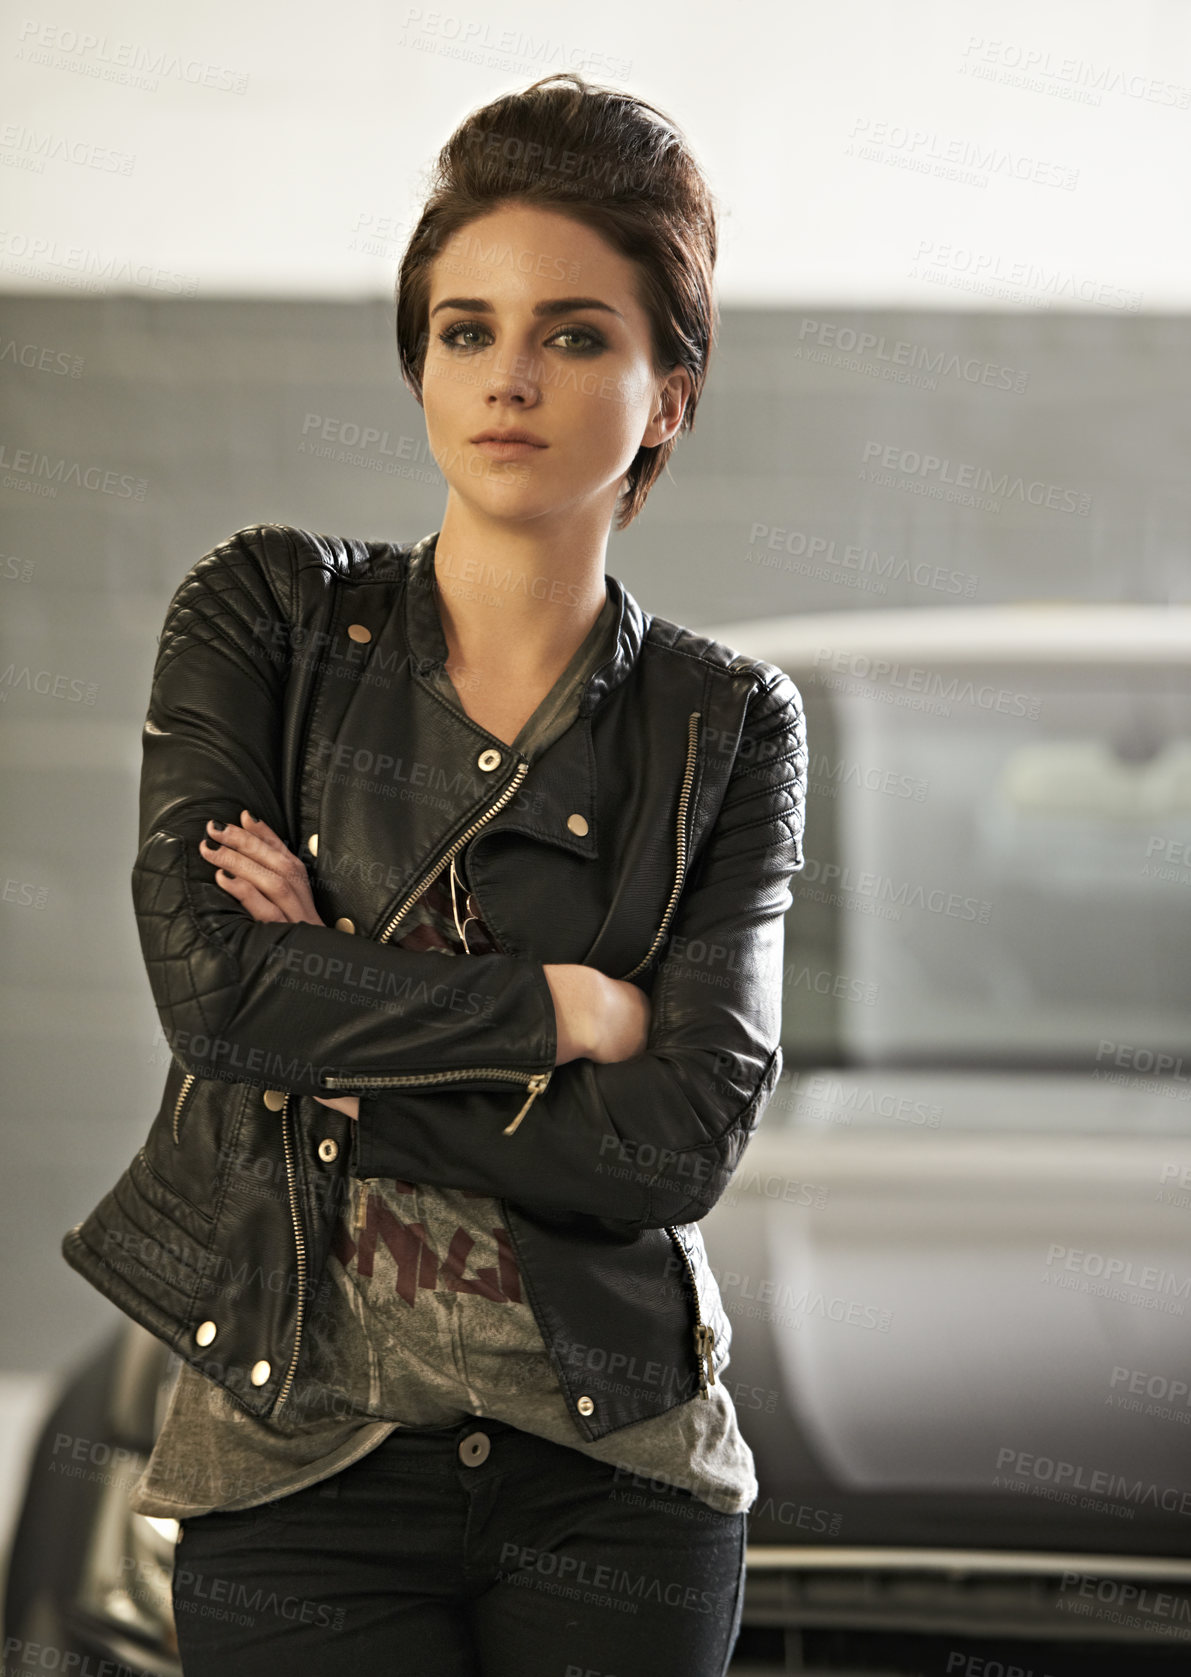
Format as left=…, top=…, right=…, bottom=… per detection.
left=62, top=524, right=807, bottom=1444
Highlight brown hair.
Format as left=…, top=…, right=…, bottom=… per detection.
left=395, top=72, right=719, bottom=530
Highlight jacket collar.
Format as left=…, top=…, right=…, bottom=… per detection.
left=403, top=529, right=646, bottom=717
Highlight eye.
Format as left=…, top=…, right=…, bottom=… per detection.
left=437, top=320, right=491, bottom=351
left=547, top=325, right=606, bottom=354
left=435, top=320, right=607, bottom=355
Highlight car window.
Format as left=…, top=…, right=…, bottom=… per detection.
left=778, top=664, right=1191, bottom=1076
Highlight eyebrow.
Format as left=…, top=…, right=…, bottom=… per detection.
left=429, top=295, right=624, bottom=321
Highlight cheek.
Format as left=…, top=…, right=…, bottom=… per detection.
left=425, top=345, right=484, bottom=401
left=576, top=371, right=651, bottom=456
left=421, top=370, right=467, bottom=449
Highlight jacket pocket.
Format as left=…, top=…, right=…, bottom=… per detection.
left=141, top=1071, right=250, bottom=1226
left=165, top=1056, right=195, bottom=1144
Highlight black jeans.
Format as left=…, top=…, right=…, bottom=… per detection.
left=172, top=1414, right=748, bottom=1675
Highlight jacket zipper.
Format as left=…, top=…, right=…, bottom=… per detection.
left=319, top=755, right=553, bottom=1131
left=667, top=1224, right=716, bottom=1398
left=172, top=1072, right=195, bottom=1144
left=272, top=1091, right=307, bottom=1414
left=620, top=711, right=700, bottom=981
left=324, top=1065, right=552, bottom=1129
left=378, top=759, right=532, bottom=944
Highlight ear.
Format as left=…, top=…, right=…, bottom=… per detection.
left=640, top=366, right=693, bottom=449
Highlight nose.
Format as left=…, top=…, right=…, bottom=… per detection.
left=485, top=342, right=542, bottom=407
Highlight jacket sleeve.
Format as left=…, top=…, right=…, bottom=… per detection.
left=133, top=525, right=558, bottom=1096
left=351, top=668, right=807, bottom=1231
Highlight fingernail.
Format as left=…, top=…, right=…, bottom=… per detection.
left=208, top=820, right=224, bottom=831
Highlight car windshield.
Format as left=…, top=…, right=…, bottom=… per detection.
left=778, top=662, right=1191, bottom=1073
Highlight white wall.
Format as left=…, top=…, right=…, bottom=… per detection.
left=1, top=0, right=1189, bottom=307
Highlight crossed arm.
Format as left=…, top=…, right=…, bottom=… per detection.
left=196, top=809, right=652, bottom=1116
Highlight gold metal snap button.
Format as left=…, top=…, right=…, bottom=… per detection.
left=347, top=623, right=372, bottom=643
left=458, top=1430, right=491, bottom=1466
left=195, top=1320, right=217, bottom=1347
left=577, top=1395, right=595, bottom=1416
left=566, top=813, right=589, bottom=836
left=308, top=832, right=319, bottom=856
left=263, top=1090, right=286, bottom=1111
left=250, top=1360, right=271, bottom=1386
left=335, top=917, right=356, bottom=934
left=477, top=749, right=502, bottom=772
left=318, top=1138, right=339, bottom=1163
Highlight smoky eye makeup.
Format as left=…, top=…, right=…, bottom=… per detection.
left=435, top=319, right=609, bottom=355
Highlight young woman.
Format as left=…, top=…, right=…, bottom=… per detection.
left=63, top=71, right=807, bottom=1675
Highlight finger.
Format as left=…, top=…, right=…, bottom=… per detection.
left=240, top=811, right=291, bottom=857
left=199, top=832, right=306, bottom=913
left=201, top=842, right=298, bottom=920
left=213, top=866, right=287, bottom=923
left=209, top=818, right=306, bottom=899
left=206, top=818, right=280, bottom=866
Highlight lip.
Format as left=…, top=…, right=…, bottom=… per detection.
left=469, top=429, right=548, bottom=461
left=469, top=429, right=548, bottom=447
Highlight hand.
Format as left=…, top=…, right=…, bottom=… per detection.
left=198, top=811, right=325, bottom=926
left=543, top=965, right=651, bottom=1065
left=198, top=810, right=357, bottom=1121
left=312, top=1093, right=360, bottom=1120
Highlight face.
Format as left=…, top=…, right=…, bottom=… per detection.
left=420, top=201, right=691, bottom=530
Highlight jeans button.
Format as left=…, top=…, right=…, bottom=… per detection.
left=458, top=1430, right=491, bottom=1467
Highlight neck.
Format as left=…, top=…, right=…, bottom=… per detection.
left=431, top=499, right=610, bottom=679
